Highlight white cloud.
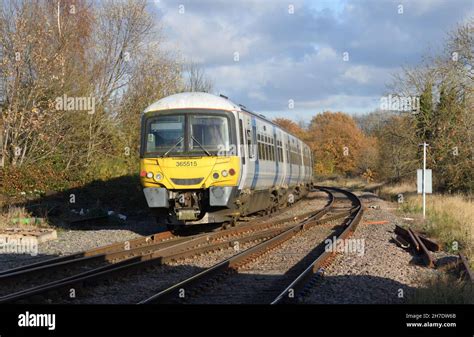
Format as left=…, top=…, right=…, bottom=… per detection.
left=151, top=0, right=472, bottom=119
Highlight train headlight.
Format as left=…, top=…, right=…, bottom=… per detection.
left=211, top=186, right=224, bottom=198
left=221, top=170, right=228, bottom=177
left=212, top=172, right=219, bottom=179
left=146, top=172, right=153, bottom=179
left=154, top=173, right=163, bottom=181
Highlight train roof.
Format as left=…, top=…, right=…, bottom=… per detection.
left=143, top=92, right=310, bottom=147
left=143, top=92, right=241, bottom=113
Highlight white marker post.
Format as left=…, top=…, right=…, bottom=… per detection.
left=417, top=142, right=431, bottom=219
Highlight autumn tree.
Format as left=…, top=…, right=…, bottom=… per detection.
left=117, top=47, right=181, bottom=171
left=354, top=110, right=394, bottom=136
left=307, top=112, right=376, bottom=177
left=181, top=61, right=214, bottom=93
left=0, top=0, right=183, bottom=182
left=373, top=115, right=418, bottom=182
left=273, top=118, right=307, bottom=140
left=0, top=0, right=94, bottom=167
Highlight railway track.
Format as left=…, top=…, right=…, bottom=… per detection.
left=272, top=187, right=363, bottom=304
left=0, top=189, right=332, bottom=304
left=139, top=186, right=362, bottom=304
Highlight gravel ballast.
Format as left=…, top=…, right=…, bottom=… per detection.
left=0, top=189, right=453, bottom=304
left=302, top=191, right=450, bottom=304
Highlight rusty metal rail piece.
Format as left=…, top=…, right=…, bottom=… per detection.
left=458, top=253, right=474, bottom=283
left=408, top=228, right=435, bottom=268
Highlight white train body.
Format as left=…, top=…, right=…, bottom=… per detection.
left=140, top=92, right=313, bottom=226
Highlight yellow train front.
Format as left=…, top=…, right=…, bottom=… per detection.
left=140, top=92, right=313, bottom=228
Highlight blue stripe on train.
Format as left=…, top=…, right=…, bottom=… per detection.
left=250, top=117, right=259, bottom=189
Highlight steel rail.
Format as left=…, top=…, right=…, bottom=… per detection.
left=0, top=203, right=328, bottom=285
left=0, top=189, right=334, bottom=303
left=139, top=191, right=336, bottom=304
left=0, top=225, right=290, bottom=303
left=0, top=189, right=327, bottom=281
left=271, top=186, right=363, bottom=304
left=0, top=231, right=175, bottom=276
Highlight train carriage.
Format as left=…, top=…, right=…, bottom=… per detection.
left=139, top=92, right=312, bottom=228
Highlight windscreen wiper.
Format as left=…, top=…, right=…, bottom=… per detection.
left=162, top=137, right=184, bottom=157
left=191, top=136, right=212, bottom=156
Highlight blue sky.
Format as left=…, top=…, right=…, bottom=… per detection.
left=150, top=0, right=473, bottom=122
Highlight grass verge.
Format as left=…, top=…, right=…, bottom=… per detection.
left=408, top=273, right=474, bottom=304
left=0, top=206, right=49, bottom=229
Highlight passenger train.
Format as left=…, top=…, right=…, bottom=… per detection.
left=139, top=92, right=313, bottom=228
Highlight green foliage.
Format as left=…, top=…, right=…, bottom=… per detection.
left=84, top=157, right=139, bottom=182
left=371, top=19, right=473, bottom=193
left=417, top=81, right=434, bottom=141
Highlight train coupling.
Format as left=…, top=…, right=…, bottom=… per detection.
left=174, top=191, right=202, bottom=221
left=176, top=208, right=201, bottom=221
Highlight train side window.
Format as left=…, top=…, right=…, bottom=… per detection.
left=287, top=142, right=290, bottom=164
left=239, top=119, right=245, bottom=164
left=247, top=129, right=255, bottom=159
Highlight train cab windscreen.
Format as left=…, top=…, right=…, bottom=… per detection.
left=189, top=115, right=230, bottom=154
left=144, top=113, right=231, bottom=156
left=145, top=115, right=185, bottom=155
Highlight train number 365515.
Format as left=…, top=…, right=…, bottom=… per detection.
left=176, top=161, right=198, bottom=167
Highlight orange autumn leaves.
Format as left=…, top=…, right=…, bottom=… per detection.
left=274, top=112, right=378, bottom=178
